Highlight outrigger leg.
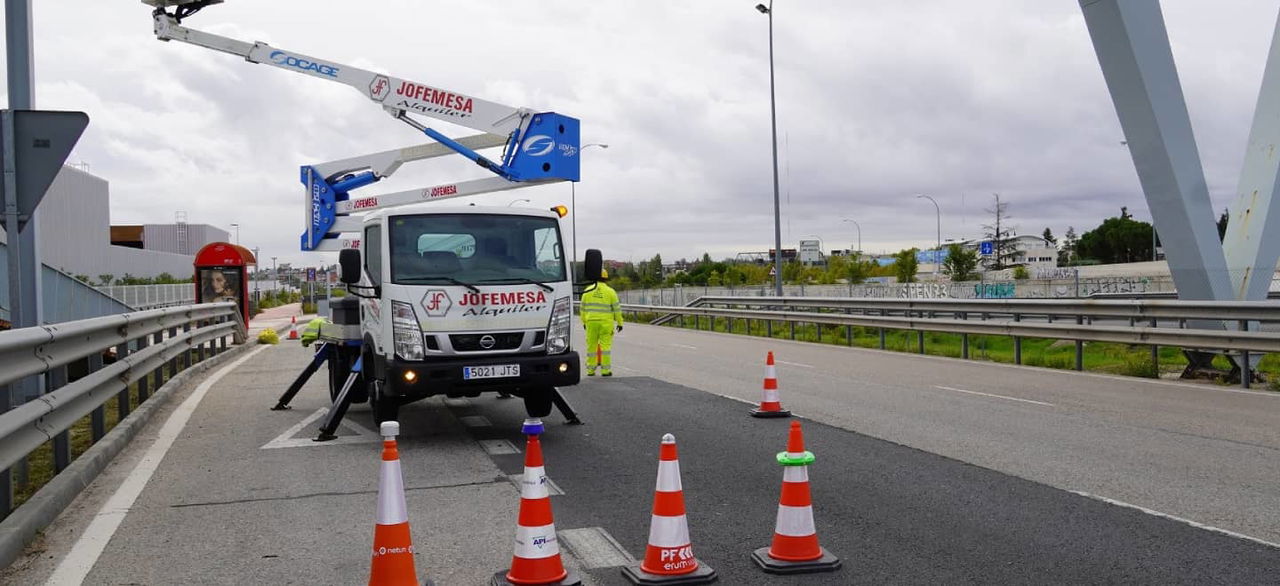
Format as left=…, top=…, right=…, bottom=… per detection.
left=272, top=343, right=330, bottom=410
left=315, top=356, right=362, bottom=442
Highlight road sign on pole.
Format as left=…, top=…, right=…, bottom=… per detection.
left=980, top=241, right=994, bottom=256
left=0, top=110, right=90, bottom=231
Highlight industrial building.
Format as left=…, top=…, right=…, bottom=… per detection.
left=0, top=165, right=229, bottom=281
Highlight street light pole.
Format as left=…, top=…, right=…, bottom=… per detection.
left=842, top=218, right=861, bottom=258
left=572, top=143, right=608, bottom=278
left=230, top=223, right=240, bottom=245
left=917, top=194, right=941, bottom=275
left=757, top=1, right=783, bottom=296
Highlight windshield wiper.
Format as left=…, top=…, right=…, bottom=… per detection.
left=480, top=277, right=554, bottom=292
left=398, top=276, right=480, bottom=293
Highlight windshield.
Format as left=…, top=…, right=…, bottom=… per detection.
left=389, top=213, right=566, bottom=285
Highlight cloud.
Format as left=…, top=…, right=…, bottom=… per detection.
left=1, top=0, right=1276, bottom=266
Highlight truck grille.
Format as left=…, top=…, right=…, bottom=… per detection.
left=450, top=332, right=524, bottom=351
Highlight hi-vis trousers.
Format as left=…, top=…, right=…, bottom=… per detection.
left=585, top=321, right=615, bottom=374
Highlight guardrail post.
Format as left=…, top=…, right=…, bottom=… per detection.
left=116, top=341, right=131, bottom=422
left=47, top=366, right=72, bottom=473
left=1013, top=313, right=1023, bottom=365
left=1240, top=319, right=1252, bottom=389
left=789, top=319, right=795, bottom=340
left=846, top=309, right=853, bottom=346
left=1149, top=318, right=1159, bottom=377
left=183, top=323, right=194, bottom=369
left=917, top=329, right=925, bottom=354
left=89, top=353, right=107, bottom=443
left=1, top=385, right=11, bottom=520
left=136, top=335, right=150, bottom=402
left=879, top=310, right=886, bottom=349
left=1075, top=315, right=1084, bottom=371
left=169, top=326, right=180, bottom=377
left=153, top=330, right=165, bottom=396
left=962, top=311, right=970, bottom=359
left=767, top=319, right=772, bottom=338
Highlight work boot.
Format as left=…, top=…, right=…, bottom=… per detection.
left=586, top=369, right=596, bottom=376
left=602, top=371, right=613, bottom=377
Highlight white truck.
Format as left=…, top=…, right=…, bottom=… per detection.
left=146, top=0, right=588, bottom=423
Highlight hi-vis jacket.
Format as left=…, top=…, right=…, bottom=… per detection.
left=580, top=282, right=623, bottom=325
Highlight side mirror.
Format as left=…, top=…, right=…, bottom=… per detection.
left=339, top=249, right=361, bottom=284
left=583, top=249, right=602, bottom=282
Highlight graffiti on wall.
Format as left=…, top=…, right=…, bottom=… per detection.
left=1077, top=277, right=1152, bottom=296
left=974, top=282, right=1016, bottom=299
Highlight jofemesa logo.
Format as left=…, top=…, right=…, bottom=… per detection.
left=268, top=51, right=339, bottom=77
left=521, top=135, right=555, bottom=157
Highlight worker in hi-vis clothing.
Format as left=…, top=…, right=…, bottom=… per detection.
left=580, top=268, right=624, bottom=376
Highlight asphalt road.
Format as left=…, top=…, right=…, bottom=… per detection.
left=5, top=325, right=1279, bottom=584
left=611, top=323, right=1280, bottom=546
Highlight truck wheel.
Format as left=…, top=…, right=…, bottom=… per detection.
left=523, top=387, right=553, bottom=418
left=370, top=381, right=399, bottom=425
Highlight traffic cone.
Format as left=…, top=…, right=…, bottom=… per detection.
left=750, top=352, right=790, bottom=418
left=493, top=419, right=580, bottom=586
left=369, top=421, right=427, bottom=586
left=622, top=434, right=716, bottom=585
left=751, top=421, right=840, bottom=575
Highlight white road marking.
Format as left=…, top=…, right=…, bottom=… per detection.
left=479, top=439, right=520, bottom=455
left=558, top=527, right=637, bottom=568
left=507, top=474, right=565, bottom=496
left=1068, top=490, right=1280, bottom=550
left=46, top=345, right=269, bottom=586
left=260, top=408, right=380, bottom=449
left=668, top=343, right=698, bottom=350
left=460, top=415, right=492, bottom=428
left=776, top=360, right=814, bottom=368
left=934, top=385, right=1055, bottom=407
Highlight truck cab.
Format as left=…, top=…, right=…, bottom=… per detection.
left=344, top=204, right=580, bottom=422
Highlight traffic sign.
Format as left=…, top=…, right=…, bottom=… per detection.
left=768, top=266, right=777, bottom=277
left=0, top=110, right=90, bottom=231
left=307, top=268, right=317, bottom=282
left=980, top=241, right=994, bottom=255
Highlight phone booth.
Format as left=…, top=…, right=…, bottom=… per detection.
left=194, top=242, right=256, bottom=326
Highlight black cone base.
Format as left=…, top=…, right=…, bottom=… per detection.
left=750, top=408, right=791, bottom=418
left=622, top=562, right=717, bottom=585
left=491, top=568, right=580, bottom=586
left=751, top=547, right=841, bottom=574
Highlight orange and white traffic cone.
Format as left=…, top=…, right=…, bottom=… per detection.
left=750, top=352, right=790, bottom=418
left=493, top=419, right=579, bottom=586
left=622, top=434, right=716, bottom=585
left=369, top=421, right=427, bottom=586
left=288, top=315, right=300, bottom=340
left=752, top=421, right=840, bottom=574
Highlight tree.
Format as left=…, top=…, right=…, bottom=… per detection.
left=1013, top=265, right=1030, bottom=280
left=1218, top=208, right=1229, bottom=242
left=982, top=193, right=1017, bottom=270
left=1077, top=210, right=1153, bottom=263
left=97, top=274, right=114, bottom=286
left=941, top=243, right=979, bottom=282
left=1059, top=226, right=1078, bottom=266
left=1042, top=227, right=1056, bottom=246
left=892, top=248, right=919, bottom=283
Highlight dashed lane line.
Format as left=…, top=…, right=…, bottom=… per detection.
left=934, top=385, right=1055, bottom=407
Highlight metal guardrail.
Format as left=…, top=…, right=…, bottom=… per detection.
left=94, top=283, right=197, bottom=310
left=0, top=302, right=245, bottom=519
left=623, top=296, right=1280, bottom=388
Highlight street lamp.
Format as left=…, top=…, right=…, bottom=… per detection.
left=842, top=218, right=861, bottom=258
left=571, top=142, right=609, bottom=277
left=757, top=1, right=783, bottom=296
left=230, top=223, right=240, bottom=245
left=916, top=194, right=941, bottom=275
left=507, top=199, right=531, bottom=207
left=271, top=256, right=278, bottom=290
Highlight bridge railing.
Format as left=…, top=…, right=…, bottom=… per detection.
left=0, top=302, right=245, bottom=563
left=622, top=296, right=1280, bottom=387
left=95, top=283, right=197, bottom=310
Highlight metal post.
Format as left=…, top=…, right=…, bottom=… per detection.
left=1014, top=313, right=1023, bottom=365
left=917, top=330, right=925, bottom=354
left=759, top=1, right=783, bottom=297
left=136, top=335, right=150, bottom=402
left=1075, top=315, right=1084, bottom=370
left=152, top=330, right=165, bottom=393
left=789, top=319, right=795, bottom=340
left=168, top=326, right=179, bottom=376
left=116, top=341, right=130, bottom=422
left=47, top=366, right=70, bottom=472
left=1150, top=318, right=1159, bottom=376
left=1240, top=319, right=1252, bottom=388
left=88, top=353, right=105, bottom=442
left=879, top=310, right=886, bottom=349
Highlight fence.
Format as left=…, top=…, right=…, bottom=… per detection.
left=0, top=302, right=245, bottom=566
left=95, top=283, right=197, bottom=309
left=622, top=296, right=1280, bottom=388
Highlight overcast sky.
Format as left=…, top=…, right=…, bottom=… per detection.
left=2, top=1, right=1277, bottom=266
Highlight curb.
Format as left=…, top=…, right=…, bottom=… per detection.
left=0, top=342, right=258, bottom=570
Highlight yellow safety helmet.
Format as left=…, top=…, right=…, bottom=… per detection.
left=600, top=268, right=609, bottom=280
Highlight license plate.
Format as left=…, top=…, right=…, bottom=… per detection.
left=463, top=364, right=520, bottom=380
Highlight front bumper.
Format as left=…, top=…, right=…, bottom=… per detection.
left=386, top=351, right=580, bottom=399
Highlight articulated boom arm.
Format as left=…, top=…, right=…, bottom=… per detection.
left=144, top=1, right=581, bottom=252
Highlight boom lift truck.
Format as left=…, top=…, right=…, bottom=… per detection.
left=145, top=0, right=588, bottom=431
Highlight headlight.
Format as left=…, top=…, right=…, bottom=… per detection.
left=392, top=301, right=424, bottom=361
left=546, top=296, right=571, bottom=354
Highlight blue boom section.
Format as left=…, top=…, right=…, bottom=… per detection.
left=298, top=111, right=581, bottom=250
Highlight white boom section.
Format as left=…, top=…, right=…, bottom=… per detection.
left=314, top=134, right=508, bottom=179
left=152, top=13, right=529, bottom=136
left=335, top=176, right=548, bottom=215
